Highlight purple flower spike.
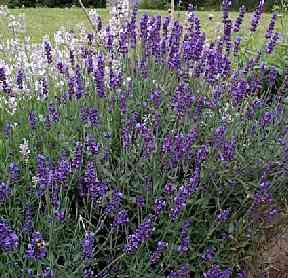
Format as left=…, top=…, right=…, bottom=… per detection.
left=216, top=209, right=231, bottom=222
left=124, top=215, right=155, bottom=254
left=26, top=232, right=47, bottom=260
left=149, top=241, right=168, bottom=265
left=0, top=182, right=11, bottom=203
left=82, top=232, right=94, bottom=261
left=0, top=219, right=19, bottom=252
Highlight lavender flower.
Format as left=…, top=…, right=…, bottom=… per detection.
left=124, top=215, right=155, bottom=254
left=47, top=103, right=60, bottom=123
left=54, top=209, right=65, bottom=222
left=164, top=183, right=175, bottom=195
left=9, top=162, right=19, bottom=183
left=222, top=0, right=231, bottom=22
left=86, top=135, right=100, bottom=156
left=250, top=0, right=265, bottom=32
left=80, top=107, right=99, bottom=127
left=259, top=112, right=274, bottom=127
left=218, top=139, right=236, bottom=162
left=26, top=232, right=47, bottom=260
left=75, top=65, right=85, bottom=98
left=94, top=53, right=105, bottom=97
left=268, top=66, right=277, bottom=87
left=71, top=142, right=83, bottom=170
left=216, top=209, right=231, bottom=222
left=149, top=241, right=168, bottom=265
left=136, top=123, right=156, bottom=159
left=203, top=265, right=232, bottom=278
left=167, top=265, right=190, bottom=278
left=0, top=182, right=11, bottom=203
left=105, top=190, right=124, bottom=214
left=234, top=36, right=241, bottom=54
left=150, top=90, right=162, bottom=108
left=43, top=39, right=53, bottom=64
left=265, top=13, right=277, bottom=39
left=202, top=247, right=215, bottom=262
left=153, top=198, right=166, bottom=217
left=82, top=232, right=94, bottom=261
left=84, top=161, right=108, bottom=200
left=177, top=219, right=192, bottom=254
left=170, top=169, right=200, bottom=220
left=136, top=195, right=145, bottom=208
left=41, top=267, right=54, bottom=278
left=113, top=209, right=129, bottom=226
left=83, top=268, right=94, bottom=278
left=22, top=205, right=33, bottom=235
left=28, top=111, right=37, bottom=129
left=3, top=123, right=13, bottom=137
left=0, top=219, right=19, bottom=252
left=237, top=271, right=247, bottom=278
left=233, top=5, right=246, bottom=32
left=16, top=69, right=24, bottom=89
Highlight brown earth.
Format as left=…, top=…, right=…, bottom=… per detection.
left=247, top=214, right=288, bottom=278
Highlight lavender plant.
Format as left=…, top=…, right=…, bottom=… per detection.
left=0, top=1, right=287, bottom=277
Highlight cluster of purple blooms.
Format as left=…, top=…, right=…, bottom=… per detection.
left=149, top=240, right=168, bottom=265
left=177, top=219, right=192, bottom=254
left=26, top=232, right=47, bottom=260
left=82, top=231, right=95, bottom=261
left=203, top=265, right=232, bottom=278
left=0, top=181, right=11, bottom=202
left=0, top=219, right=19, bottom=252
left=124, top=215, right=155, bottom=254
left=0, top=1, right=287, bottom=277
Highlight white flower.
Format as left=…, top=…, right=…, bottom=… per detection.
left=19, top=138, right=30, bottom=161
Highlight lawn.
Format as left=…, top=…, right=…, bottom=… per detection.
left=0, top=8, right=282, bottom=46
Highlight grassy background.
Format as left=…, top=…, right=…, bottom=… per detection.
left=0, top=8, right=282, bottom=45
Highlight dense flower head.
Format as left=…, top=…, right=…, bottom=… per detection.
left=177, top=218, right=192, bottom=254
left=202, top=247, right=215, bottom=262
left=136, top=195, right=145, bottom=208
left=124, top=215, right=155, bottom=254
left=84, top=161, right=108, bottom=200
left=105, top=189, right=124, bottom=214
left=162, top=129, right=198, bottom=167
left=41, top=267, right=54, bottom=278
left=82, top=231, right=95, bottom=261
left=3, top=122, right=13, bottom=137
left=233, top=5, right=246, bottom=32
left=23, top=205, right=33, bottom=235
left=265, top=13, right=277, bottom=39
left=28, top=111, right=38, bottom=130
left=216, top=208, right=231, bottom=222
left=113, top=209, right=129, bottom=226
left=250, top=0, right=265, bottom=32
left=153, top=198, right=166, bottom=216
left=43, top=39, right=53, bottom=64
left=26, top=232, right=47, bottom=260
left=167, top=264, right=190, bottom=278
left=0, top=181, right=11, bottom=203
left=149, top=241, right=168, bottom=265
left=259, top=111, right=274, bottom=127
left=136, top=123, right=156, bottom=159
left=8, top=162, right=19, bottom=183
left=170, top=168, right=200, bottom=221
left=203, top=265, right=232, bottom=278
left=0, top=219, right=19, bottom=252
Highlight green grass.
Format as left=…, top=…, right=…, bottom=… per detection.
left=0, top=8, right=282, bottom=45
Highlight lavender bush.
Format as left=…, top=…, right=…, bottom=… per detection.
left=0, top=1, right=287, bottom=277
